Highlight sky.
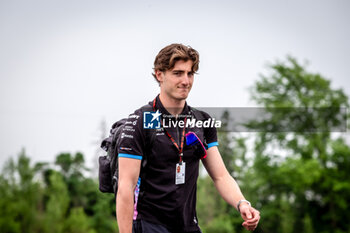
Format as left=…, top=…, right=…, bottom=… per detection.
left=0, top=0, right=349, bottom=173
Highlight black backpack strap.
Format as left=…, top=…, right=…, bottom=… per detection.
left=136, top=104, right=157, bottom=200
left=139, top=104, right=157, bottom=167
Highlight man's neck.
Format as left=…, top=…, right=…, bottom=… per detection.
left=159, top=93, right=186, bottom=116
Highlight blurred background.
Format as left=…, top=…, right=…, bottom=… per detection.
left=0, top=0, right=349, bottom=232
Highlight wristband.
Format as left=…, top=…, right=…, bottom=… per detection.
left=237, top=200, right=251, bottom=213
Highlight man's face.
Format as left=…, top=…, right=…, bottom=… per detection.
left=156, top=60, right=194, bottom=101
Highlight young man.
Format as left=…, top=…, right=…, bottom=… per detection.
left=117, top=44, right=260, bottom=233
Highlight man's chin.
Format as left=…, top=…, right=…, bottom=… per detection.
left=177, top=92, right=190, bottom=100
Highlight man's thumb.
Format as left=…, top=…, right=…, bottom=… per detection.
left=246, top=210, right=252, bottom=219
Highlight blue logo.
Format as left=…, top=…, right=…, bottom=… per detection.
left=143, top=110, right=161, bottom=129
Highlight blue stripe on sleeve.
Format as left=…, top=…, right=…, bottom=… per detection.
left=207, top=142, right=219, bottom=149
left=118, top=153, right=143, bottom=160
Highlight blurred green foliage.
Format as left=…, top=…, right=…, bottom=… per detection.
left=0, top=56, right=349, bottom=233
left=0, top=151, right=118, bottom=233
left=197, top=57, right=350, bottom=233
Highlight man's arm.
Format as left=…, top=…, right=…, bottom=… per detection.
left=202, top=146, right=260, bottom=231
left=116, top=157, right=141, bottom=233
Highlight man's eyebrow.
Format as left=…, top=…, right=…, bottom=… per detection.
left=172, top=70, right=185, bottom=73
left=172, top=70, right=194, bottom=73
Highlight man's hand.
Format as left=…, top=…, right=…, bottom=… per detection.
left=239, top=204, right=260, bottom=231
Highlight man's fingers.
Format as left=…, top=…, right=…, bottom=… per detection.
left=241, top=206, right=260, bottom=231
left=247, top=207, right=260, bottom=220
left=243, top=221, right=257, bottom=231
left=246, top=212, right=260, bottom=224
left=242, top=222, right=256, bottom=231
left=241, top=207, right=252, bottom=220
left=245, top=218, right=259, bottom=224
left=242, top=207, right=260, bottom=231
left=246, top=211, right=252, bottom=219
left=243, top=219, right=258, bottom=226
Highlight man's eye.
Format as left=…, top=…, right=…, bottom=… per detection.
left=174, top=72, right=181, bottom=76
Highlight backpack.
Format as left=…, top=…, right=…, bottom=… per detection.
left=98, top=118, right=127, bottom=194
left=98, top=104, right=154, bottom=194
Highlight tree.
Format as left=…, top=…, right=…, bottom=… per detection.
left=0, top=150, right=47, bottom=233
left=91, top=191, right=119, bottom=233
left=44, top=171, right=70, bottom=233
left=55, top=152, right=91, bottom=208
left=63, top=207, right=96, bottom=233
left=0, top=150, right=119, bottom=233
left=246, top=56, right=350, bottom=233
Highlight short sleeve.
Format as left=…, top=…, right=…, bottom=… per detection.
left=200, top=111, right=219, bottom=149
left=117, top=110, right=145, bottom=160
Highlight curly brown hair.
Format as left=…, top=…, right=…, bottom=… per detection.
left=152, top=43, right=200, bottom=83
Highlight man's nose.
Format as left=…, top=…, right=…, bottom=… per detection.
left=180, top=74, right=190, bottom=85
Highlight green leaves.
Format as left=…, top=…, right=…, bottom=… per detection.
left=198, top=56, right=350, bottom=233
left=248, top=56, right=350, bottom=232
left=0, top=152, right=118, bottom=233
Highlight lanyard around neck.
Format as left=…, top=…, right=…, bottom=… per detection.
left=163, top=118, right=187, bottom=163
left=153, top=97, right=187, bottom=163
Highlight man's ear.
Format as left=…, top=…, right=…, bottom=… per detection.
left=155, top=70, right=163, bottom=83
